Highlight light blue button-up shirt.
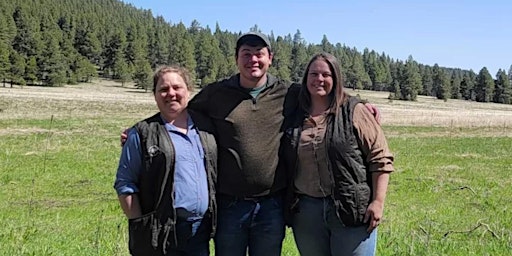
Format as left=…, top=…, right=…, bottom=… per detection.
left=114, top=115, right=209, bottom=220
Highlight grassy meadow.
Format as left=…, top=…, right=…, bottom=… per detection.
left=1, top=80, right=511, bottom=255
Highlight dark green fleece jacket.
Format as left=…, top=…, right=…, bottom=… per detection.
left=188, top=74, right=295, bottom=197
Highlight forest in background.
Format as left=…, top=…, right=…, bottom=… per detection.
left=0, top=0, right=511, bottom=104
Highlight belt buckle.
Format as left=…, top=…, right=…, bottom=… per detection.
left=243, top=196, right=258, bottom=202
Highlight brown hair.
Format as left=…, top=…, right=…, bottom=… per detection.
left=152, top=65, right=194, bottom=93
left=298, top=52, right=347, bottom=114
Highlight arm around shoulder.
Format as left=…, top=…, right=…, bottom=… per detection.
left=188, top=83, right=216, bottom=113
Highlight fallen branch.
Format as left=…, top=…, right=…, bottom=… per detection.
left=443, top=220, right=500, bottom=239
left=419, top=225, right=429, bottom=235
left=454, top=186, right=477, bottom=195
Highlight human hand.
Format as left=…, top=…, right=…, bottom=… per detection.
left=364, top=103, right=381, bottom=125
left=364, top=200, right=384, bottom=233
left=120, top=128, right=129, bottom=146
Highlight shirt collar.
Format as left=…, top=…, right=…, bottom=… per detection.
left=160, top=114, right=194, bottom=132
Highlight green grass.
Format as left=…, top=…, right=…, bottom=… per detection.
left=379, top=130, right=512, bottom=255
left=1, top=116, right=511, bottom=255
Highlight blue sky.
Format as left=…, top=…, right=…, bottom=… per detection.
left=123, top=0, right=511, bottom=77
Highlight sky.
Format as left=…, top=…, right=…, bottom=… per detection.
left=123, top=0, right=511, bottom=77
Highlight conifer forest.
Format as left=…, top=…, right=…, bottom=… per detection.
left=1, top=0, right=511, bottom=104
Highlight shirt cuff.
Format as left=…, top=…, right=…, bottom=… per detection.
left=115, top=185, right=139, bottom=195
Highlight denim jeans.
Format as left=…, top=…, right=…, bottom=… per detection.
left=214, top=194, right=286, bottom=256
left=292, top=195, right=377, bottom=256
left=166, top=216, right=211, bottom=256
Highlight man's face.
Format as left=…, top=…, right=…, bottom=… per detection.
left=236, top=45, right=273, bottom=84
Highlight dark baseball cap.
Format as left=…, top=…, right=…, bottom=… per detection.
left=236, top=31, right=272, bottom=53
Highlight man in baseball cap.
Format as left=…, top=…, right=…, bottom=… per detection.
left=236, top=31, right=272, bottom=53
left=188, top=31, right=287, bottom=256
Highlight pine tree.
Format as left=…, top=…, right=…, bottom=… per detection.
left=57, top=14, right=78, bottom=84
left=249, top=24, right=261, bottom=33
left=336, top=44, right=351, bottom=75
left=389, top=61, right=404, bottom=99
left=494, top=69, right=511, bottom=104
left=148, top=18, right=169, bottom=68
left=126, top=24, right=148, bottom=68
left=124, top=25, right=137, bottom=65
left=474, top=67, right=494, bottom=102
left=188, top=19, right=202, bottom=36
left=74, top=18, right=101, bottom=64
left=133, top=58, right=152, bottom=91
left=381, top=54, right=393, bottom=88
left=9, top=49, right=26, bottom=87
left=73, top=56, right=97, bottom=83
left=460, top=71, right=476, bottom=100
left=365, top=50, right=387, bottom=91
left=0, top=41, right=10, bottom=87
left=38, top=15, right=66, bottom=86
left=269, top=35, right=292, bottom=81
left=213, top=23, right=236, bottom=80
left=115, top=60, right=132, bottom=87
left=347, top=51, right=370, bottom=90
left=103, top=29, right=126, bottom=77
left=0, top=9, right=17, bottom=45
left=401, top=56, right=422, bottom=100
left=432, top=64, right=451, bottom=100
left=24, top=56, right=37, bottom=85
left=421, top=66, right=434, bottom=96
left=508, top=65, right=512, bottom=82
left=450, top=71, right=462, bottom=99
left=194, top=28, right=222, bottom=85
left=320, top=35, right=335, bottom=54
left=169, top=22, right=197, bottom=80
left=290, top=30, right=308, bottom=83
left=12, top=6, right=40, bottom=59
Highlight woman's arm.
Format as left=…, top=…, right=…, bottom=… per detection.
left=365, top=171, right=390, bottom=232
left=114, top=128, right=143, bottom=218
left=118, top=194, right=142, bottom=219
left=353, top=103, right=394, bottom=232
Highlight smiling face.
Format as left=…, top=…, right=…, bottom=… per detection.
left=299, top=53, right=346, bottom=114
left=154, top=71, right=190, bottom=121
left=236, top=45, right=273, bottom=88
left=306, top=59, right=334, bottom=100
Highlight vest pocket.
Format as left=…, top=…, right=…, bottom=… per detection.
left=333, top=183, right=371, bottom=226
left=128, top=211, right=162, bottom=256
left=354, top=183, right=371, bottom=216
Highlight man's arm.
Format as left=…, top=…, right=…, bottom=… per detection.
left=188, top=84, right=213, bottom=113
left=364, top=103, right=381, bottom=125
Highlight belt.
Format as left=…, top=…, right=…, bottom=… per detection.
left=175, top=208, right=194, bottom=220
left=219, top=192, right=281, bottom=202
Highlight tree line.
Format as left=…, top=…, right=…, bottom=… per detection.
left=0, top=0, right=511, bottom=104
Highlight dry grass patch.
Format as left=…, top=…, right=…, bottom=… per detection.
left=0, top=80, right=157, bottom=121
left=2, top=82, right=512, bottom=129
left=349, top=89, right=512, bottom=128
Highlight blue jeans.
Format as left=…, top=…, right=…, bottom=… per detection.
left=214, top=194, right=286, bottom=256
left=292, top=195, right=377, bottom=256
